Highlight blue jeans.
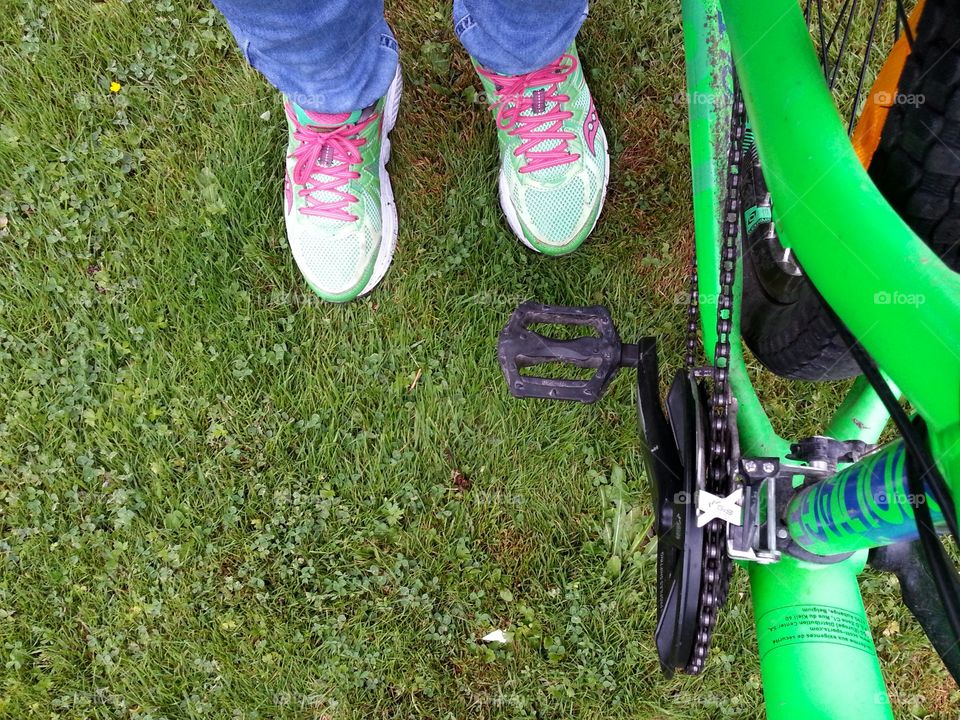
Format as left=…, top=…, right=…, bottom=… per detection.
left=212, top=0, right=589, bottom=113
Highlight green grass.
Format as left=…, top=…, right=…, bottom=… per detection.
left=0, top=1, right=956, bottom=718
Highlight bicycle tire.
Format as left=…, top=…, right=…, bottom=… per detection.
left=740, top=0, right=960, bottom=381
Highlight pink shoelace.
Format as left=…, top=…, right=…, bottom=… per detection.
left=285, top=105, right=378, bottom=222
left=478, top=54, right=580, bottom=173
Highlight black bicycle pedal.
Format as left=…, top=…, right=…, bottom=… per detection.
left=497, top=301, right=638, bottom=403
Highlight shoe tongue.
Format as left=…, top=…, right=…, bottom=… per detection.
left=296, top=107, right=364, bottom=128
left=295, top=100, right=379, bottom=129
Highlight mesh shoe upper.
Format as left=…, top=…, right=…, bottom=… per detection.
left=477, top=41, right=609, bottom=255
left=283, top=101, right=386, bottom=300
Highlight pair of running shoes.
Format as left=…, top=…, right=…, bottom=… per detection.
left=283, top=42, right=608, bottom=302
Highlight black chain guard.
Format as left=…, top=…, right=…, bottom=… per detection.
left=652, top=372, right=707, bottom=676
left=650, top=371, right=708, bottom=675
left=645, top=369, right=731, bottom=676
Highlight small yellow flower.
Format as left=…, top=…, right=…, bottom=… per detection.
left=110, top=81, right=121, bottom=93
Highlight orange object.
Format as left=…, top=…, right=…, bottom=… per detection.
left=851, top=0, right=925, bottom=168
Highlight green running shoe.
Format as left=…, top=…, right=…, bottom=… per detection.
left=283, top=67, right=402, bottom=302
left=476, top=42, right=609, bottom=256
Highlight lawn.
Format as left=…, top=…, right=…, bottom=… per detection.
left=0, top=0, right=955, bottom=717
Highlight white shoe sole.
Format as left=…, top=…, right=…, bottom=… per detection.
left=498, top=123, right=610, bottom=255
left=359, top=65, right=403, bottom=296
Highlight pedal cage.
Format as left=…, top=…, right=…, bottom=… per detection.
left=497, top=301, right=638, bottom=403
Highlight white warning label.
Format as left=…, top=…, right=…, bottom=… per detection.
left=758, top=604, right=876, bottom=660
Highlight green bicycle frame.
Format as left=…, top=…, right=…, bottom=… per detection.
left=681, top=0, right=960, bottom=717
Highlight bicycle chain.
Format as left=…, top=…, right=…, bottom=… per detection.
left=681, top=81, right=745, bottom=675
